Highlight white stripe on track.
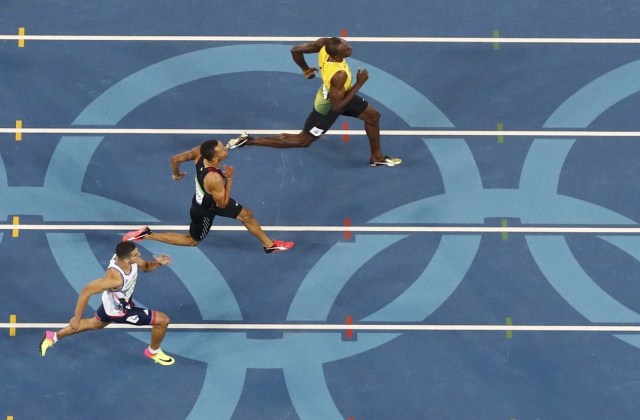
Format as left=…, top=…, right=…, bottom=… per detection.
left=4, top=322, right=640, bottom=332
left=2, top=224, right=640, bottom=234
left=2, top=128, right=640, bottom=137
left=3, top=35, right=640, bottom=44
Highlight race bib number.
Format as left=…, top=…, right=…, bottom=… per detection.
left=322, top=84, right=329, bottom=100
left=195, top=176, right=205, bottom=205
left=309, top=126, right=325, bottom=137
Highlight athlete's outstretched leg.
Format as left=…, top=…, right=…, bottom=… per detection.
left=57, top=317, right=108, bottom=339
left=236, top=131, right=317, bottom=148
left=123, top=227, right=199, bottom=246
left=146, top=232, right=199, bottom=246
left=39, top=317, right=108, bottom=356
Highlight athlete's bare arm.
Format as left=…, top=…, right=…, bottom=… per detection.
left=170, top=146, right=201, bottom=181
left=135, top=254, right=172, bottom=272
left=291, top=37, right=330, bottom=79
left=328, top=68, right=368, bottom=112
left=204, top=164, right=234, bottom=208
left=69, top=269, right=122, bottom=330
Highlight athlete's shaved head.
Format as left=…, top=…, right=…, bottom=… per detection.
left=325, top=37, right=347, bottom=57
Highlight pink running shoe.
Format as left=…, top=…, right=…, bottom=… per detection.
left=39, top=331, right=56, bottom=357
left=264, top=240, right=294, bottom=254
left=123, top=226, right=151, bottom=242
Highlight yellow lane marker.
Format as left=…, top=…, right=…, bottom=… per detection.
left=506, top=316, right=513, bottom=339
left=9, top=314, right=17, bottom=336
left=18, top=27, right=25, bottom=47
left=497, top=122, right=504, bottom=143
left=501, top=219, right=509, bottom=240
left=12, top=216, right=20, bottom=237
left=15, top=120, right=22, bottom=141
left=493, top=30, right=500, bottom=50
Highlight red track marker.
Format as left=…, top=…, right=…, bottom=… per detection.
left=345, top=315, right=353, bottom=339
left=344, top=218, right=351, bottom=240
left=342, top=121, right=350, bottom=143
left=340, top=29, right=348, bottom=38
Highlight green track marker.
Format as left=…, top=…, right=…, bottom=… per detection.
left=506, top=316, right=513, bottom=339
left=501, top=218, right=508, bottom=240
left=497, top=122, right=504, bottom=143
left=493, top=30, right=500, bottom=50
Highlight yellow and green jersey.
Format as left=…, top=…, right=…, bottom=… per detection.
left=313, top=46, right=353, bottom=114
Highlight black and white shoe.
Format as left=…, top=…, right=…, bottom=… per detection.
left=369, top=155, right=402, bottom=167
left=226, top=132, right=251, bottom=149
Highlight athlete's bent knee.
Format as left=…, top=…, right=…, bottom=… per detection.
left=285, top=132, right=315, bottom=148
left=154, top=311, right=170, bottom=327
left=185, top=235, right=200, bottom=246
left=298, top=133, right=316, bottom=147
left=236, top=208, right=254, bottom=222
left=361, top=107, right=381, bottom=125
left=88, top=319, right=105, bottom=330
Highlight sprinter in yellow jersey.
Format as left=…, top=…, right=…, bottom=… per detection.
left=226, top=37, right=401, bottom=167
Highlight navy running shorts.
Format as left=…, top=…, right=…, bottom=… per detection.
left=95, top=303, right=156, bottom=326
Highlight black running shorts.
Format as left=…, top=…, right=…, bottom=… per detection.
left=303, top=94, right=369, bottom=138
left=189, top=199, right=243, bottom=241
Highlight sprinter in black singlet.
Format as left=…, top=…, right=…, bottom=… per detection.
left=123, top=140, right=294, bottom=254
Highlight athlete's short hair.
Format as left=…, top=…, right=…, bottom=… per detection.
left=325, top=37, right=344, bottom=57
left=200, top=139, right=221, bottom=160
left=115, top=241, right=136, bottom=259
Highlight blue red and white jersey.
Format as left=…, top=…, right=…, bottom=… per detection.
left=100, top=254, right=138, bottom=317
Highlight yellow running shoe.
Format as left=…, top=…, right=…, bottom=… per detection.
left=39, top=331, right=56, bottom=357
left=144, top=347, right=175, bottom=366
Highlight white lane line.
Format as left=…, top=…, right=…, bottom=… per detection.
left=4, top=322, right=640, bottom=332
left=2, top=128, right=640, bottom=137
left=2, top=224, right=640, bottom=234
left=3, top=35, right=640, bottom=44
